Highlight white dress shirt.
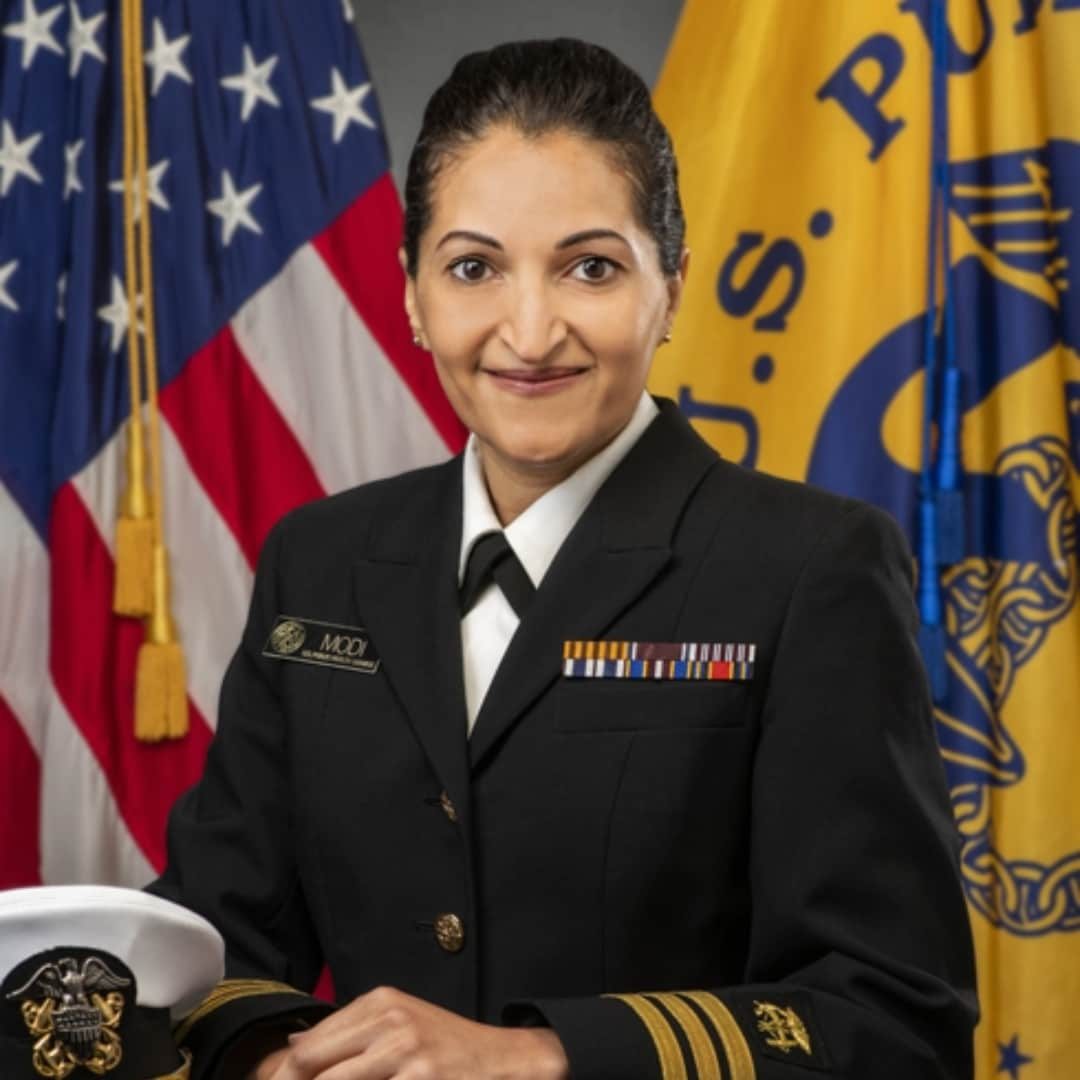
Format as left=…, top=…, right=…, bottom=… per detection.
left=458, top=392, right=659, bottom=732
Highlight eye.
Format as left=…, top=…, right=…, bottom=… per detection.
left=448, top=257, right=491, bottom=283
left=571, top=256, right=618, bottom=283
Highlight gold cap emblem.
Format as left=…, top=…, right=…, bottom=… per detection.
left=6, top=956, right=131, bottom=1078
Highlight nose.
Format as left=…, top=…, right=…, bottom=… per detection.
left=497, top=277, right=568, bottom=363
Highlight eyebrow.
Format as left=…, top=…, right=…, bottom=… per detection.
left=433, top=228, right=631, bottom=252
left=555, top=228, right=630, bottom=250
left=435, top=230, right=502, bottom=252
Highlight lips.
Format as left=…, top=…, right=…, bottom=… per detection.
left=483, top=366, right=590, bottom=396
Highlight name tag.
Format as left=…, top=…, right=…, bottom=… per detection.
left=562, top=640, right=755, bottom=681
left=263, top=616, right=381, bottom=674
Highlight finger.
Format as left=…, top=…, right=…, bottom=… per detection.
left=310, top=1037, right=410, bottom=1080
left=277, top=1006, right=413, bottom=1079
left=272, top=1055, right=394, bottom=1080
left=304, top=986, right=412, bottom=1041
left=276, top=986, right=398, bottom=1073
left=272, top=1024, right=376, bottom=1079
left=275, top=1027, right=419, bottom=1080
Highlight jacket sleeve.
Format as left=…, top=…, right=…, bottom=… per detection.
left=507, top=504, right=978, bottom=1079
left=148, top=518, right=333, bottom=1078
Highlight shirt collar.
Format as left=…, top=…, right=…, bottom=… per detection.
left=459, top=392, right=659, bottom=587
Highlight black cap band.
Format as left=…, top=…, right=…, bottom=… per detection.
left=2, top=946, right=187, bottom=1079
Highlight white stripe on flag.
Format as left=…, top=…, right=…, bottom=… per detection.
left=39, top=689, right=156, bottom=886
left=0, top=482, right=50, bottom=754
left=71, top=420, right=252, bottom=728
left=0, top=481, right=152, bottom=885
left=232, top=243, right=448, bottom=496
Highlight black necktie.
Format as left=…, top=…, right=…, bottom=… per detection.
left=459, top=531, right=536, bottom=619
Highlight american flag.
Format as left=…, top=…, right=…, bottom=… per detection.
left=0, top=0, right=465, bottom=888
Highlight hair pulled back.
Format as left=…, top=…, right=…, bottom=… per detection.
left=403, top=38, right=685, bottom=277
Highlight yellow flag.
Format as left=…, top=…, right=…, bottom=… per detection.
left=653, top=2, right=1080, bottom=1077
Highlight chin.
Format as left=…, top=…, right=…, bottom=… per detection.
left=492, top=426, right=591, bottom=472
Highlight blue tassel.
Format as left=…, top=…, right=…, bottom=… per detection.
left=935, top=488, right=965, bottom=565
left=917, top=496, right=941, bottom=624
left=935, top=302, right=966, bottom=565
left=918, top=622, right=948, bottom=702
left=914, top=0, right=952, bottom=708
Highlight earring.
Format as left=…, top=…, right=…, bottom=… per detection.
left=412, top=333, right=423, bottom=348
left=662, top=330, right=672, bottom=343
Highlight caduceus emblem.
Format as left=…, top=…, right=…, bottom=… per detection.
left=5, top=956, right=131, bottom=1078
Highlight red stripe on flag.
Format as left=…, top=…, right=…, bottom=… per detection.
left=312, top=175, right=468, bottom=454
left=0, top=693, right=42, bottom=887
left=161, top=326, right=326, bottom=569
left=48, top=485, right=212, bottom=871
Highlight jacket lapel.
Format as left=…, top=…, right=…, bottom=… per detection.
left=352, top=462, right=471, bottom=824
left=468, top=399, right=719, bottom=769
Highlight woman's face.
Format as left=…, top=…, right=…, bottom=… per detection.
left=405, top=125, right=685, bottom=480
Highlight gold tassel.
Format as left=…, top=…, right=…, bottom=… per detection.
left=126, top=0, right=188, bottom=743
left=113, top=0, right=152, bottom=618
left=113, top=421, right=153, bottom=616
left=134, top=543, right=188, bottom=741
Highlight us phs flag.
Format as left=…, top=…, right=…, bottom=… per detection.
left=653, top=0, right=1080, bottom=1076
left=0, top=2, right=463, bottom=888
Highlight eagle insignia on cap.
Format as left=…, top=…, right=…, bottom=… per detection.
left=5, top=956, right=131, bottom=1078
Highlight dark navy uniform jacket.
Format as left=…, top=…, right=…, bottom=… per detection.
left=152, top=397, right=978, bottom=1079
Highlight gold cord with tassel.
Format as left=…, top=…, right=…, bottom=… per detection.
left=126, top=0, right=188, bottom=741
left=112, top=0, right=152, bottom=616
left=136, top=543, right=187, bottom=741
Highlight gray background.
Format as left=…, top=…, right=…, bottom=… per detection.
left=351, top=0, right=685, bottom=189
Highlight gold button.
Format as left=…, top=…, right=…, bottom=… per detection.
left=439, top=791, right=458, bottom=823
left=433, top=913, right=465, bottom=953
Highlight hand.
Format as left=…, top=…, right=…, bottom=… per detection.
left=259, top=986, right=569, bottom=1080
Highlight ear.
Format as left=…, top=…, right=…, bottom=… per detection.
left=400, top=247, right=424, bottom=344
left=665, top=247, right=690, bottom=325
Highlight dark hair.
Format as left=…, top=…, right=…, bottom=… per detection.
left=402, top=38, right=685, bottom=277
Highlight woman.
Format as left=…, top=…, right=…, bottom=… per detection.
left=154, top=38, right=977, bottom=1080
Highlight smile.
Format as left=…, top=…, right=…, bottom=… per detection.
left=483, top=367, right=591, bottom=397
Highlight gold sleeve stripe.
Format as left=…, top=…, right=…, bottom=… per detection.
left=605, top=993, right=688, bottom=1080
left=172, top=979, right=307, bottom=1045
left=646, top=993, right=723, bottom=1080
left=151, top=1048, right=192, bottom=1080
left=679, top=992, right=756, bottom=1080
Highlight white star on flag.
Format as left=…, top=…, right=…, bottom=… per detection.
left=221, top=44, right=281, bottom=122
left=311, top=67, right=375, bottom=144
left=2, top=0, right=63, bottom=71
left=206, top=170, right=263, bottom=246
left=67, top=1, right=106, bottom=77
left=97, top=274, right=143, bottom=353
left=0, top=120, right=43, bottom=197
left=108, top=158, right=171, bottom=219
left=144, top=17, right=192, bottom=95
left=0, top=260, right=18, bottom=312
left=64, top=139, right=83, bottom=200
left=56, top=271, right=67, bottom=320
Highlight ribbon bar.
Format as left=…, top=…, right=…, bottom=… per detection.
left=562, top=641, right=756, bottom=681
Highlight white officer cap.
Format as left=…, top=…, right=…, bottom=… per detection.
left=0, top=885, right=224, bottom=1079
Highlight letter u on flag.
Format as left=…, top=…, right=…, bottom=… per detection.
left=652, top=1, right=1080, bottom=1076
